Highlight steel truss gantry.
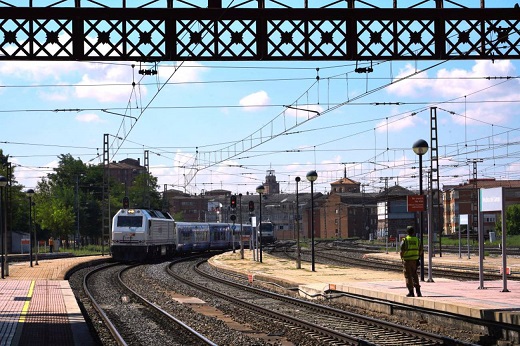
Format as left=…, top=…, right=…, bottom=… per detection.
left=0, top=1, right=519, bottom=61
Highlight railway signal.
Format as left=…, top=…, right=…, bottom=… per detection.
left=248, top=201, right=254, bottom=212
left=230, top=195, right=237, bottom=209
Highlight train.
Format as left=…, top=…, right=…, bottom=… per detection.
left=110, top=208, right=276, bottom=261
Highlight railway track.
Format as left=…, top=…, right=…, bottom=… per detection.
left=83, top=262, right=217, bottom=345
left=269, top=241, right=520, bottom=282
left=168, top=257, right=477, bottom=346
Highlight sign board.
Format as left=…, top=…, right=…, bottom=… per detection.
left=480, top=187, right=503, bottom=212
left=460, top=214, right=468, bottom=225
left=407, top=195, right=426, bottom=212
left=377, top=202, right=386, bottom=220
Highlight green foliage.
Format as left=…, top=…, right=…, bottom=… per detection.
left=0, top=149, right=34, bottom=233
left=506, top=204, right=520, bottom=235
left=1, top=150, right=165, bottom=245
left=495, top=204, right=520, bottom=236
left=172, top=211, right=184, bottom=221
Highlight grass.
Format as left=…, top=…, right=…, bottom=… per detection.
left=43, top=244, right=106, bottom=256
left=436, top=234, right=520, bottom=247
left=366, top=234, right=520, bottom=248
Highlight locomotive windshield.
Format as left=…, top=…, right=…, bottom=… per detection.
left=117, top=216, right=143, bottom=228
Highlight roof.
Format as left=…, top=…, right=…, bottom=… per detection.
left=336, top=192, right=379, bottom=205
left=330, top=177, right=360, bottom=186
left=377, top=185, right=414, bottom=198
left=444, top=179, right=520, bottom=190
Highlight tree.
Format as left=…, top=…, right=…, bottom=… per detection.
left=35, top=154, right=95, bottom=243
left=125, top=173, right=162, bottom=210
left=495, top=204, right=520, bottom=236
left=506, top=204, right=520, bottom=236
left=0, top=149, right=32, bottom=236
left=1, top=150, right=164, bottom=247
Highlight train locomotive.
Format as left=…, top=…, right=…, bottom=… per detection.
left=111, top=208, right=176, bottom=261
left=258, top=221, right=276, bottom=244
left=111, top=208, right=268, bottom=261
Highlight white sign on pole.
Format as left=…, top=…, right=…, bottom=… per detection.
left=459, top=214, right=469, bottom=259
left=480, top=187, right=503, bottom=212
left=479, top=187, right=509, bottom=292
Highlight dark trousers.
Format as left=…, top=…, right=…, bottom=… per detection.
left=403, top=260, right=420, bottom=290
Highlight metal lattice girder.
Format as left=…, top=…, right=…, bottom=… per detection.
left=0, top=7, right=519, bottom=61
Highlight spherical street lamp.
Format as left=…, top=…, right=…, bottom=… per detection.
left=256, top=184, right=265, bottom=263
left=0, top=176, right=7, bottom=279
left=26, top=188, right=35, bottom=268
left=306, top=170, right=318, bottom=272
left=412, top=139, right=428, bottom=281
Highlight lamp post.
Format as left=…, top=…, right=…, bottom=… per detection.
left=256, top=185, right=265, bottom=263
left=0, top=176, right=7, bottom=279
left=239, top=193, right=244, bottom=260
left=295, top=177, right=301, bottom=269
left=26, top=189, right=35, bottom=268
left=412, top=139, right=429, bottom=281
left=75, top=174, right=83, bottom=250
left=306, top=170, right=318, bottom=272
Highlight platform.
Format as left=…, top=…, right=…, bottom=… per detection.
left=209, top=250, right=520, bottom=326
left=0, top=255, right=107, bottom=346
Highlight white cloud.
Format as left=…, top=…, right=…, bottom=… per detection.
left=14, top=159, right=58, bottom=189
left=76, top=113, right=104, bottom=123
left=387, top=60, right=519, bottom=126
left=386, top=63, right=430, bottom=97
left=239, top=90, right=270, bottom=111
left=375, top=114, right=416, bottom=133
left=74, top=63, right=139, bottom=103
left=0, top=61, right=82, bottom=82
left=158, top=62, right=208, bottom=84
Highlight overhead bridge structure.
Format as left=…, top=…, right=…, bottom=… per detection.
left=0, top=1, right=519, bottom=62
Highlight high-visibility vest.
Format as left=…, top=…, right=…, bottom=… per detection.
left=402, top=235, right=420, bottom=260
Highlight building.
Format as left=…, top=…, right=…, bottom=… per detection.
left=107, top=158, right=145, bottom=191
left=376, top=185, right=417, bottom=240
left=318, top=192, right=378, bottom=240
left=330, top=176, right=361, bottom=193
left=443, top=178, right=520, bottom=236
left=263, top=169, right=280, bottom=195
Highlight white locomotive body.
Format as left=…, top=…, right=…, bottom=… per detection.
left=111, top=209, right=176, bottom=261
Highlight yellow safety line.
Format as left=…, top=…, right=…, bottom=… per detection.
left=18, top=280, right=35, bottom=323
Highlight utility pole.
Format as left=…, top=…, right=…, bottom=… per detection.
left=380, top=177, right=393, bottom=253
left=467, top=158, right=484, bottom=289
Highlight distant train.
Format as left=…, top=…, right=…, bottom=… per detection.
left=258, top=221, right=276, bottom=244
left=111, top=208, right=274, bottom=261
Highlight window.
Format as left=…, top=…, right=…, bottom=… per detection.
left=484, top=214, right=496, bottom=223
left=117, top=216, right=143, bottom=227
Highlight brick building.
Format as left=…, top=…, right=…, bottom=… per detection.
left=443, top=178, right=520, bottom=235
left=317, top=192, right=378, bottom=240
left=107, top=158, right=145, bottom=191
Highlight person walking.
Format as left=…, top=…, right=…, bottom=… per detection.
left=49, top=237, right=54, bottom=253
left=400, top=226, right=423, bottom=297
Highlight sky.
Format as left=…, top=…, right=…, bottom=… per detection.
left=1, top=2, right=520, bottom=197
